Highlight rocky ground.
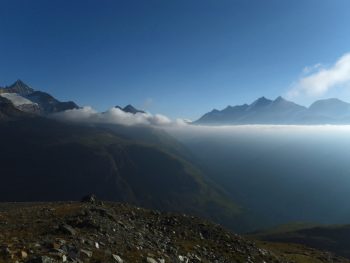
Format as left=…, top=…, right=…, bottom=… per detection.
left=0, top=197, right=347, bottom=263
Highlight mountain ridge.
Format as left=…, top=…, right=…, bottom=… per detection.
left=194, top=96, right=350, bottom=125
left=115, top=104, right=146, bottom=114
left=0, top=80, right=79, bottom=114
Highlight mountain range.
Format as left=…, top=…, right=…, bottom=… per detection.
left=0, top=80, right=243, bottom=231
left=0, top=80, right=78, bottom=114
left=194, top=96, right=350, bottom=125
left=0, top=80, right=148, bottom=117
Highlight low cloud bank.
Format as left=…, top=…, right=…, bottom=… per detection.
left=53, top=106, right=188, bottom=127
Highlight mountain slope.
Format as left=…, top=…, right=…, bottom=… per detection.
left=26, top=90, right=78, bottom=113
left=1, top=201, right=347, bottom=263
left=0, top=116, right=242, bottom=230
left=0, top=201, right=300, bottom=263
left=250, top=223, right=350, bottom=260
left=0, top=96, right=33, bottom=120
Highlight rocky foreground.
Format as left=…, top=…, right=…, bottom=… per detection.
left=0, top=198, right=346, bottom=263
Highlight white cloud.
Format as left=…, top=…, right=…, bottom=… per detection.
left=52, top=106, right=182, bottom=127
left=287, top=53, right=350, bottom=98
left=302, top=63, right=323, bottom=74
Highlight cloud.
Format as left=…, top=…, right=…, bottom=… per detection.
left=287, top=53, right=350, bottom=98
left=52, top=106, right=181, bottom=127
left=302, top=63, right=323, bottom=75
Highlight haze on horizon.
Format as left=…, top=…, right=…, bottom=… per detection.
left=1, top=0, right=350, bottom=119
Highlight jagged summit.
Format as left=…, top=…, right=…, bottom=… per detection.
left=5, top=79, right=35, bottom=96
left=115, top=104, right=145, bottom=114
left=249, top=96, right=273, bottom=108
left=274, top=96, right=285, bottom=102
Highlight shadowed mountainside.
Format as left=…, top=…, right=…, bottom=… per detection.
left=251, top=223, right=350, bottom=260
left=0, top=109, right=244, bottom=231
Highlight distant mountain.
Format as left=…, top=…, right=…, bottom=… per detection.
left=26, top=90, right=78, bottom=113
left=115, top=104, right=145, bottom=114
left=194, top=96, right=350, bottom=125
left=0, top=79, right=34, bottom=95
left=308, top=98, right=350, bottom=118
left=0, top=80, right=79, bottom=114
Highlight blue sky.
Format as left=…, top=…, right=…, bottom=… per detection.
left=1, top=0, right=350, bottom=119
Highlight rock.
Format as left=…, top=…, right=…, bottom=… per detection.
left=80, top=249, right=93, bottom=258
left=0, top=246, right=11, bottom=257
left=59, top=224, right=76, bottom=236
left=178, top=255, right=189, bottom=263
left=67, top=246, right=79, bottom=259
left=0, top=202, right=296, bottom=263
left=85, top=239, right=94, bottom=246
left=112, top=254, right=123, bottom=263
left=50, top=242, right=61, bottom=250
left=27, top=256, right=58, bottom=263
left=20, top=250, right=28, bottom=259
left=146, top=257, right=158, bottom=263
left=81, top=194, right=97, bottom=203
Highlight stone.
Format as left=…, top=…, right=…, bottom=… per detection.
left=1, top=246, right=12, bottom=257
left=112, top=254, right=123, bottom=263
left=146, top=257, right=158, bottom=263
left=27, top=256, right=57, bottom=263
left=20, top=250, right=28, bottom=258
left=80, top=249, right=93, bottom=258
left=59, top=224, right=76, bottom=236
left=178, top=255, right=189, bottom=263
left=50, top=242, right=61, bottom=250
left=81, top=194, right=97, bottom=203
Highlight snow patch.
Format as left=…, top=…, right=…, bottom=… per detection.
left=0, top=93, right=37, bottom=106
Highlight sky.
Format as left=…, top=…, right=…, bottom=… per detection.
left=1, top=0, right=350, bottom=119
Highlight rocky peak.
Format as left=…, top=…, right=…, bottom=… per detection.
left=6, top=79, right=34, bottom=96
left=123, top=104, right=145, bottom=114
left=115, top=104, right=145, bottom=114
left=274, top=96, right=286, bottom=103
left=248, top=96, right=272, bottom=109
